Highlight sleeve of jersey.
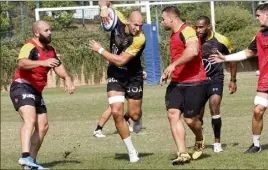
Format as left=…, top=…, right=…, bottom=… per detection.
left=124, top=34, right=145, bottom=56
left=17, top=43, right=35, bottom=60
left=248, top=37, right=257, bottom=52
left=51, top=47, right=62, bottom=66
left=181, top=27, right=198, bottom=43
left=114, top=8, right=127, bottom=25
left=218, top=36, right=233, bottom=54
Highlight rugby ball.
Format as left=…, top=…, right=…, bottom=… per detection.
left=101, top=8, right=118, bottom=32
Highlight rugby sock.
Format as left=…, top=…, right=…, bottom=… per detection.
left=253, top=135, right=260, bottom=147
left=123, top=136, right=136, bottom=153
left=22, top=152, right=30, bottom=158
left=211, top=115, right=222, bottom=139
left=95, top=125, right=103, bottom=131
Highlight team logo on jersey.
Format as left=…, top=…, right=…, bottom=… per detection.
left=202, top=59, right=212, bottom=73
left=123, top=39, right=128, bottom=46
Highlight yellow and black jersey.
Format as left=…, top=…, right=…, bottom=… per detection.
left=109, top=8, right=145, bottom=73
left=201, top=32, right=232, bottom=80
left=18, top=39, right=60, bottom=63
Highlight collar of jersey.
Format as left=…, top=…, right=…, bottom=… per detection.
left=207, top=31, right=214, bottom=40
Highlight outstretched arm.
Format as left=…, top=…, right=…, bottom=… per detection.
left=53, top=65, right=75, bottom=95
left=210, top=49, right=257, bottom=63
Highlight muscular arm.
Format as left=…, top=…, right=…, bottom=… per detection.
left=18, top=58, right=44, bottom=70
left=53, top=64, right=70, bottom=80
left=172, top=40, right=199, bottom=67
left=100, top=49, right=134, bottom=67
left=224, top=49, right=257, bottom=62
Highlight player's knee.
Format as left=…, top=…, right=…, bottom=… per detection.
left=24, top=118, right=37, bottom=128
left=253, top=107, right=265, bottom=120
left=184, top=118, right=195, bottom=127
left=167, top=110, right=179, bottom=121
left=128, top=109, right=141, bottom=121
left=39, top=123, right=49, bottom=135
left=210, top=105, right=220, bottom=115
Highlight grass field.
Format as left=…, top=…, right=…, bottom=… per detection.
left=1, top=72, right=268, bottom=169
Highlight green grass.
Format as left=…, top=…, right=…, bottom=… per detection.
left=1, top=72, right=268, bottom=169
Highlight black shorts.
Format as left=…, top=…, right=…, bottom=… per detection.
left=165, top=82, right=207, bottom=118
left=10, top=82, right=47, bottom=114
left=257, top=90, right=268, bottom=94
left=107, top=67, right=143, bottom=100
left=205, top=78, right=224, bottom=99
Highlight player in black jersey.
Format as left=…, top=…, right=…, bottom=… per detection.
left=195, top=16, right=237, bottom=152
left=89, top=1, right=145, bottom=163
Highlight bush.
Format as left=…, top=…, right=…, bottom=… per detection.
left=215, top=5, right=256, bottom=34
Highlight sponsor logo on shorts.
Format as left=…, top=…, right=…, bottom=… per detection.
left=165, top=101, right=169, bottom=107
left=213, top=88, right=219, bottom=92
left=41, top=99, right=46, bottom=106
left=107, top=78, right=118, bottom=83
left=22, top=93, right=35, bottom=100
left=187, top=110, right=194, bottom=115
left=127, top=86, right=142, bottom=93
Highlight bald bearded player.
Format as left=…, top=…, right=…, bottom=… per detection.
left=10, top=20, right=75, bottom=169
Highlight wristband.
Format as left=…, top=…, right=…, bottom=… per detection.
left=98, top=47, right=104, bottom=54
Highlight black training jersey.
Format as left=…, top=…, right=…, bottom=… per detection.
left=109, top=8, right=145, bottom=75
left=201, top=32, right=232, bottom=81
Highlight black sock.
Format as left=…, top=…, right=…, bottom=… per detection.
left=212, top=117, right=222, bottom=139
left=95, top=125, right=103, bottom=131
left=124, top=113, right=129, bottom=121
left=22, top=152, right=30, bottom=158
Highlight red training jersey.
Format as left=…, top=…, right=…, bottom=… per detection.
left=169, top=24, right=207, bottom=83
left=248, top=28, right=268, bottom=91
left=13, top=39, right=58, bottom=92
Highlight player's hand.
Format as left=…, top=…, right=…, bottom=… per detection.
left=100, top=7, right=112, bottom=25
left=143, top=71, right=147, bottom=80
left=163, top=64, right=175, bottom=78
left=89, top=40, right=103, bottom=53
left=64, top=77, right=75, bottom=95
left=209, top=50, right=226, bottom=63
left=160, top=73, right=168, bottom=86
left=229, top=81, right=237, bottom=94
left=41, top=58, right=60, bottom=68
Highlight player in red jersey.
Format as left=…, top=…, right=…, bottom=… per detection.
left=210, top=3, right=268, bottom=154
left=10, top=20, right=75, bottom=169
left=160, top=6, right=207, bottom=164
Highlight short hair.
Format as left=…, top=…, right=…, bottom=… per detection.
left=256, top=3, right=268, bottom=11
left=196, top=16, right=210, bottom=25
left=162, top=6, right=181, bottom=18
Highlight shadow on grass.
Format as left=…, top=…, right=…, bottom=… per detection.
left=187, top=143, right=239, bottom=150
left=262, top=144, right=268, bottom=151
left=42, top=160, right=81, bottom=168
left=169, top=153, right=211, bottom=161
left=108, top=127, right=147, bottom=135
left=114, top=152, right=154, bottom=161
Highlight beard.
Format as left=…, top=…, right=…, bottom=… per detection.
left=39, top=33, right=51, bottom=45
left=163, top=25, right=171, bottom=31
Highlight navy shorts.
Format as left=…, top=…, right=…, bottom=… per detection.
left=165, top=82, right=207, bottom=118
left=10, top=82, right=47, bottom=114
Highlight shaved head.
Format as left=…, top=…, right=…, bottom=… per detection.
left=128, top=10, right=143, bottom=22
left=126, top=10, right=143, bottom=35
left=32, top=20, right=49, bottom=35
left=32, top=20, right=52, bottom=45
